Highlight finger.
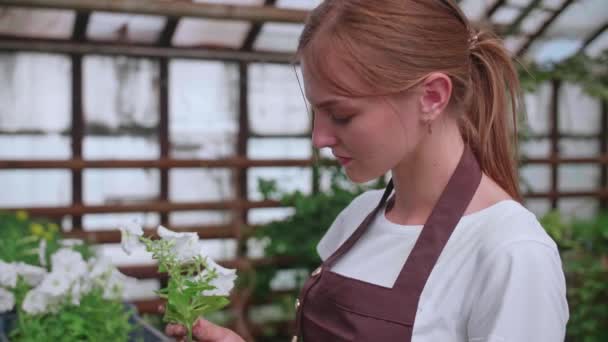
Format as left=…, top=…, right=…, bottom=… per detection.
left=158, top=304, right=165, bottom=314
left=165, top=323, right=186, bottom=337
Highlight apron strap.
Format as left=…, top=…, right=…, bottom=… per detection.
left=392, top=145, right=482, bottom=320
left=324, top=178, right=394, bottom=268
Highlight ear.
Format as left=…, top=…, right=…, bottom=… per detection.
left=418, top=72, right=452, bottom=122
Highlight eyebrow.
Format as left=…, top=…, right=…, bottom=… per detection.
left=312, top=98, right=348, bottom=110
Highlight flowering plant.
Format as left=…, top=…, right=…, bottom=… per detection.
left=120, top=223, right=237, bottom=342
left=1, top=246, right=138, bottom=341
left=0, top=211, right=139, bottom=341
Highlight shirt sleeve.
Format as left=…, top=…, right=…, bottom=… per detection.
left=467, top=240, right=569, bottom=342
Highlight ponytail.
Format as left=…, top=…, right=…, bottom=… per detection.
left=461, top=30, right=523, bottom=202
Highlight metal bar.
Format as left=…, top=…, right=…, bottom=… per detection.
left=0, top=158, right=323, bottom=169
left=71, top=54, right=84, bottom=228
left=1, top=199, right=283, bottom=217
left=516, top=0, right=576, bottom=57
left=0, top=0, right=308, bottom=24
left=0, top=38, right=294, bottom=64
left=549, top=79, right=560, bottom=209
left=159, top=58, right=169, bottom=225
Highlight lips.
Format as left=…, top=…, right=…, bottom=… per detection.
left=334, top=154, right=352, bottom=166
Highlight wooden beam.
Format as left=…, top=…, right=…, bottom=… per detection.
left=71, top=12, right=90, bottom=42
left=157, top=17, right=179, bottom=46
left=0, top=38, right=294, bottom=63
left=549, top=79, right=560, bottom=209
left=0, top=0, right=308, bottom=23
left=0, top=157, right=322, bottom=169
left=579, top=22, right=608, bottom=54
left=516, top=0, right=576, bottom=57
left=158, top=58, right=170, bottom=226
left=71, top=54, right=84, bottom=229
left=241, top=0, right=277, bottom=51
left=503, top=0, right=541, bottom=36
left=601, top=101, right=608, bottom=209
left=485, top=0, right=506, bottom=19
left=1, top=199, right=283, bottom=217
left=64, top=224, right=255, bottom=243
left=119, top=256, right=297, bottom=279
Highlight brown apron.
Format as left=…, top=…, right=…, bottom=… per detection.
left=292, top=146, right=482, bottom=341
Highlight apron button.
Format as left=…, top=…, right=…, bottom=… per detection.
left=295, top=298, right=300, bottom=310
left=311, top=266, right=322, bottom=276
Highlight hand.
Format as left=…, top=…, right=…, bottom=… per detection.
left=165, top=318, right=245, bottom=342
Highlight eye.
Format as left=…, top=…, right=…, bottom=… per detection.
left=329, top=113, right=352, bottom=125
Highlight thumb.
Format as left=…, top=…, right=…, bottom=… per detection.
left=192, top=318, right=241, bottom=342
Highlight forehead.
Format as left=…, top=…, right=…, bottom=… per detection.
left=299, top=37, right=372, bottom=105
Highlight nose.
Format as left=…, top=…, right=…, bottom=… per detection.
left=311, top=111, right=338, bottom=149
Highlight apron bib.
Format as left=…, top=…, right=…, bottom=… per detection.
left=293, top=146, right=482, bottom=341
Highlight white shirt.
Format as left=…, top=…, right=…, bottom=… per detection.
left=317, top=189, right=569, bottom=342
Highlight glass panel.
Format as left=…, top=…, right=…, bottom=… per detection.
left=83, top=56, right=159, bottom=131
left=254, top=23, right=304, bottom=52
left=170, top=168, right=234, bottom=202
left=87, top=12, right=165, bottom=43
left=558, top=83, right=602, bottom=135
left=83, top=169, right=160, bottom=205
left=518, top=165, right=551, bottom=193
left=0, top=135, right=70, bottom=159
left=249, top=63, right=310, bottom=135
left=248, top=167, right=312, bottom=200
left=248, top=138, right=311, bottom=159
left=0, top=170, right=71, bottom=207
left=0, top=53, right=71, bottom=132
left=170, top=60, right=239, bottom=159
left=558, top=165, right=600, bottom=192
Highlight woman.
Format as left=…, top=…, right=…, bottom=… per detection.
left=168, top=0, right=569, bottom=341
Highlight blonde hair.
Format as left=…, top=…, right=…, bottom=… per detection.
left=297, top=0, right=522, bottom=201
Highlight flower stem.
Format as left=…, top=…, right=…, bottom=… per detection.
left=187, top=326, right=193, bottom=342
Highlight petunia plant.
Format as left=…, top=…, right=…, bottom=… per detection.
left=120, top=223, right=237, bottom=342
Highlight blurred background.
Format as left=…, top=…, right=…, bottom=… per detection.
left=0, top=0, right=606, bottom=341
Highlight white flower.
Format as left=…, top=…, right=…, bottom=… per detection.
left=60, top=239, right=84, bottom=247
left=88, top=257, right=114, bottom=280
left=38, top=238, right=47, bottom=267
left=157, top=225, right=200, bottom=263
left=51, top=249, right=87, bottom=280
left=119, top=221, right=144, bottom=255
left=102, top=269, right=127, bottom=300
left=200, top=257, right=237, bottom=297
left=0, top=287, right=15, bottom=313
left=22, top=289, right=50, bottom=315
left=15, top=262, right=47, bottom=287
left=38, top=272, right=71, bottom=297
left=70, top=280, right=83, bottom=305
left=0, top=261, right=17, bottom=288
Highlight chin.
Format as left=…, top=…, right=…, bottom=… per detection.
left=344, top=168, right=385, bottom=184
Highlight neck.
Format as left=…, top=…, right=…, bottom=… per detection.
left=388, top=117, right=465, bottom=225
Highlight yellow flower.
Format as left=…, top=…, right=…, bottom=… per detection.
left=30, top=223, right=45, bottom=237
left=48, top=223, right=59, bottom=234
left=16, top=211, right=28, bottom=221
